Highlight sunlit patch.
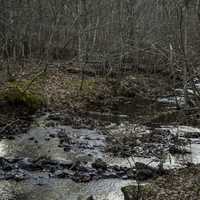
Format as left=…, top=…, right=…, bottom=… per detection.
left=0, top=140, right=10, bottom=157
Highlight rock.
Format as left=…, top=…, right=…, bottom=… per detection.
left=121, top=185, right=139, bottom=200
left=28, top=137, right=34, bottom=141
left=122, top=185, right=152, bottom=200
left=92, top=159, right=107, bottom=170
left=135, top=162, right=157, bottom=180
left=55, top=158, right=73, bottom=168
left=48, top=113, right=62, bottom=121
left=111, top=165, right=121, bottom=171
left=9, top=170, right=30, bottom=182
left=17, top=158, right=40, bottom=171
left=63, top=114, right=73, bottom=125
left=102, top=171, right=119, bottom=179
left=63, top=145, right=72, bottom=152
left=87, top=196, right=95, bottom=200
left=73, top=172, right=91, bottom=182
left=49, top=134, right=56, bottom=138
left=0, top=157, right=13, bottom=171
left=54, top=170, right=68, bottom=178
left=169, top=145, right=190, bottom=155
left=46, top=121, right=56, bottom=127
left=63, top=169, right=74, bottom=177
left=126, top=169, right=136, bottom=179
left=7, top=135, right=15, bottom=140
left=184, top=132, right=200, bottom=138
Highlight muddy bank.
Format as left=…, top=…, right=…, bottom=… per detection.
left=105, top=122, right=195, bottom=158
left=122, top=164, right=200, bottom=200
left=0, top=102, right=34, bottom=139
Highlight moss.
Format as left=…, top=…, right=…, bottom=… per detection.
left=121, top=184, right=156, bottom=200
left=2, top=81, right=46, bottom=112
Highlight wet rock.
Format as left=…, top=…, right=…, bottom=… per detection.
left=87, top=196, right=95, bottom=200
left=122, top=185, right=152, bottom=200
left=63, top=145, right=72, bottom=152
left=45, top=137, right=50, bottom=141
left=17, top=158, right=41, bottom=171
left=126, top=169, right=136, bottom=179
left=55, top=158, right=73, bottom=168
left=70, top=160, right=81, bottom=170
left=102, top=171, right=119, bottom=179
left=79, top=143, right=94, bottom=150
left=121, top=185, right=139, bottom=200
left=169, top=145, right=190, bottom=155
left=135, top=162, right=158, bottom=181
left=63, top=114, right=73, bottom=125
left=7, top=135, right=15, bottom=140
left=111, top=165, right=121, bottom=171
left=46, top=121, right=56, bottom=127
left=73, top=171, right=91, bottom=182
left=48, top=113, right=62, bottom=121
left=63, top=169, right=75, bottom=177
left=49, top=133, right=56, bottom=138
left=6, top=170, right=30, bottom=182
left=184, top=132, right=200, bottom=138
left=92, top=159, right=107, bottom=170
left=54, top=170, right=68, bottom=178
left=57, top=129, right=66, bottom=137
left=14, top=172, right=28, bottom=181
left=1, top=162, right=12, bottom=171
left=58, top=130, right=72, bottom=144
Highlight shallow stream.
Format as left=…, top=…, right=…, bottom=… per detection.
left=0, top=112, right=200, bottom=200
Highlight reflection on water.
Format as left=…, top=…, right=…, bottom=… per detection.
left=1, top=114, right=200, bottom=200
left=0, top=123, right=134, bottom=200
left=0, top=128, right=64, bottom=160
left=0, top=179, right=135, bottom=200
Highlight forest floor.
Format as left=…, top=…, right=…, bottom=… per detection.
left=0, top=62, right=200, bottom=199
left=122, top=164, right=200, bottom=200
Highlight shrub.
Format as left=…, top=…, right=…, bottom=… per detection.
left=2, top=82, right=45, bottom=112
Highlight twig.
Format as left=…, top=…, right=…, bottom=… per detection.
left=0, top=119, right=20, bottom=135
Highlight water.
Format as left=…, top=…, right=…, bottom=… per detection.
left=105, top=122, right=200, bottom=169
left=0, top=116, right=134, bottom=200
left=1, top=113, right=200, bottom=200
left=0, top=179, right=135, bottom=200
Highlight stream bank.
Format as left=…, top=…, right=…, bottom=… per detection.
left=1, top=67, right=200, bottom=199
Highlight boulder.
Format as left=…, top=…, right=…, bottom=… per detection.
left=92, top=159, right=107, bottom=170
left=121, top=185, right=139, bottom=200
left=135, top=162, right=158, bottom=180
left=122, top=185, right=153, bottom=200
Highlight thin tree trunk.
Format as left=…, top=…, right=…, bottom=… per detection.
left=183, top=5, right=189, bottom=107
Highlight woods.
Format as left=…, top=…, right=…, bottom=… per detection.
left=1, top=1, right=200, bottom=200
left=0, top=0, right=199, bottom=65
left=1, top=1, right=200, bottom=105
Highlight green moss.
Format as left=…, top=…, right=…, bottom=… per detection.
left=121, top=184, right=156, bottom=200
left=2, top=81, right=45, bottom=111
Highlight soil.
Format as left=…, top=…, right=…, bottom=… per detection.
left=122, top=165, right=200, bottom=200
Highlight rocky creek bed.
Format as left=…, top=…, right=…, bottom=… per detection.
left=0, top=110, right=200, bottom=199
